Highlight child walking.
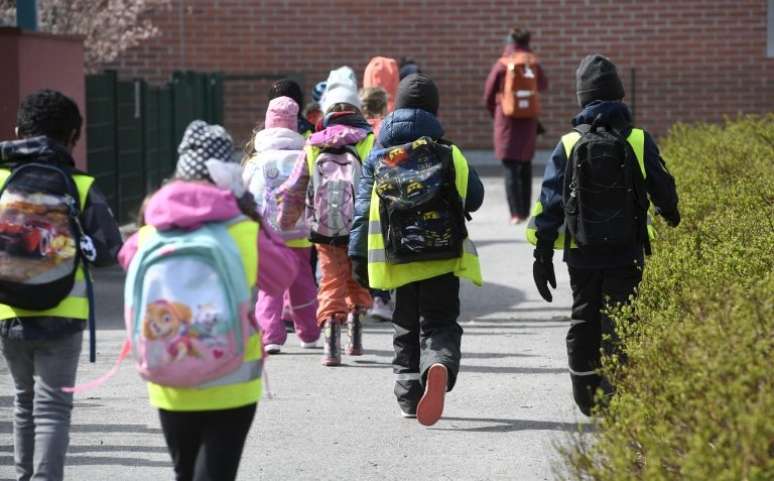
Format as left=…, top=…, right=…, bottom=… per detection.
left=0, top=90, right=123, bottom=481
left=243, top=96, right=320, bottom=353
left=527, top=55, right=680, bottom=415
left=119, top=120, right=296, bottom=481
left=358, top=86, right=394, bottom=322
left=278, top=66, right=375, bottom=367
left=349, top=74, right=485, bottom=425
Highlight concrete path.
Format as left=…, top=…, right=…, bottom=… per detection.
left=0, top=172, right=588, bottom=481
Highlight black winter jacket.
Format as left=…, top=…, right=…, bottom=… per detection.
left=534, top=101, right=679, bottom=268
left=0, top=137, right=123, bottom=340
left=348, top=108, right=484, bottom=259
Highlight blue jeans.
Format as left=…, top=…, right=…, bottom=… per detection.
left=1, top=331, right=82, bottom=481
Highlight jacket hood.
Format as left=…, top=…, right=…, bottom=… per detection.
left=145, top=180, right=242, bottom=231
left=253, top=127, right=305, bottom=153
left=377, top=108, right=444, bottom=147
left=572, top=100, right=632, bottom=131
left=363, top=56, right=400, bottom=111
left=0, top=136, right=75, bottom=167
left=308, top=124, right=367, bottom=148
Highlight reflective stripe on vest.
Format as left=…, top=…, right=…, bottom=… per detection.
left=525, top=128, right=655, bottom=249
left=146, top=218, right=264, bottom=411
left=0, top=169, right=94, bottom=320
left=367, top=145, right=483, bottom=290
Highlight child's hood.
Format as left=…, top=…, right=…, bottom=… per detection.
left=253, top=127, right=305, bottom=153
left=145, top=180, right=242, bottom=231
left=572, top=100, right=632, bottom=132
left=308, top=124, right=367, bottom=149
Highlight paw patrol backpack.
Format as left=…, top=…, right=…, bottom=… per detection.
left=123, top=219, right=254, bottom=387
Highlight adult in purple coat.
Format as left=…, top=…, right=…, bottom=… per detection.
left=484, top=28, right=548, bottom=223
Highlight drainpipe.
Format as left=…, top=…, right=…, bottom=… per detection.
left=17, top=0, right=38, bottom=31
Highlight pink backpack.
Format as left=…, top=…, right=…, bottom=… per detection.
left=306, top=145, right=361, bottom=242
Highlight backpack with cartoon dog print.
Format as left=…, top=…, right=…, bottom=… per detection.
left=123, top=218, right=255, bottom=387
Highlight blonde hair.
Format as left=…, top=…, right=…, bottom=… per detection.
left=359, top=87, right=388, bottom=118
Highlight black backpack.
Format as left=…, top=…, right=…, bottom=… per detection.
left=0, top=162, right=90, bottom=309
left=374, top=137, right=467, bottom=264
left=562, top=116, right=648, bottom=250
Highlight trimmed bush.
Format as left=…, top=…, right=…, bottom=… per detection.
left=560, top=115, right=774, bottom=481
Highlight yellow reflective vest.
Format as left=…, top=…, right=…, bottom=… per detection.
left=367, top=144, right=483, bottom=290
left=526, top=128, right=655, bottom=249
left=0, top=169, right=94, bottom=321
left=141, top=219, right=264, bottom=411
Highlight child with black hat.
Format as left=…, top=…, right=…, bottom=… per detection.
left=526, top=54, right=681, bottom=415
left=349, top=74, right=485, bottom=425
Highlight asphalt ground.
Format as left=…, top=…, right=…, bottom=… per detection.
left=0, top=168, right=591, bottom=481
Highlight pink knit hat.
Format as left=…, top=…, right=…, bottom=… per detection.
left=265, top=96, right=299, bottom=130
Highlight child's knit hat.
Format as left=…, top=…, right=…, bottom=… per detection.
left=265, top=96, right=299, bottom=131
left=175, top=120, right=234, bottom=181
left=320, top=66, right=361, bottom=113
left=576, top=54, right=625, bottom=107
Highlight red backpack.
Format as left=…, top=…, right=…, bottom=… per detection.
left=499, top=52, right=540, bottom=119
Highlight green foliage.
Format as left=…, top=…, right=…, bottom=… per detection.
left=561, top=115, right=774, bottom=481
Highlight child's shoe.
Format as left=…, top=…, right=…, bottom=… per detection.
left=299, top=339, right=318, bottom=349
left=416, top=363, right=448, bottom=426
left=368, top=297, right=393, bottom=322
left=345, top=310, right=363, bottom=356
left=321, top=319, right=341, bottom=366
left=400, top=407, right=417, bottom=419
left=265, top=344, right=282, bottom=355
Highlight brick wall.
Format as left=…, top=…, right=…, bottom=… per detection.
left=112, top=0, right=774, bottom=152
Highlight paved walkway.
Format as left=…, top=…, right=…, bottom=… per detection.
left=0, top=172, right=588, bottom=481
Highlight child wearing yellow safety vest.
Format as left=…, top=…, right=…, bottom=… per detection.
left=528, top=55, right=680, bottom=416
left=0, top=90, right=122, bottom=481
left=349, top=74, right=485, bottom=425
left=277, top=66, right=376, bottom=367
left=119, top=121, right=296, bottom=481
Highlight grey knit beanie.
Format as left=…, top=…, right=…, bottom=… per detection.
left=576, top=54, right=625, bottom=108
left=175, top=120, right=234, bottom=181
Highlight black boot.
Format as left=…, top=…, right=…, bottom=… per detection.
left=321, top=318, right=341, bottom=366
left=346, top=309, right=363, bottom=356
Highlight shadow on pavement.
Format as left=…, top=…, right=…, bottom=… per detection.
left=364, top=349, right=537, bottom=359
left=460, top=281, right=526, bottom=320
left=473, top=238, right=527, bottom=248
left=349, top=360, right=565, bottom=375
left=433, top=417, right=593, bottom=433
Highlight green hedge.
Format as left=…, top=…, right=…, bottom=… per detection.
left=561, top=115, right=774, bottom=481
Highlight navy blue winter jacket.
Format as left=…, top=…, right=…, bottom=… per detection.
left=348, top=108, right=484, bottom=259
left=534, top=101, right=679, bottom=268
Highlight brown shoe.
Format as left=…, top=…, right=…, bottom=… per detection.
left=417, top=364, right=448, bottom=426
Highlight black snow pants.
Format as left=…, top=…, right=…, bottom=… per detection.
left=392, top=273, right=462, bottom=413
left=566, top=265, right=643, bottom=415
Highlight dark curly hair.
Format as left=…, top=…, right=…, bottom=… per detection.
left=267, top=79, right=304, bottom=110
left=16, top=89, right=82, bottom=146
left=510, top=27, right=531, bottom=48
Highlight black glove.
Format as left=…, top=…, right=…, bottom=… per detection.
left=532, top=248, right=556, bottom=303
left=351, top=257, right=369, bottom=289
left=662, top=209, right=681, bottom=228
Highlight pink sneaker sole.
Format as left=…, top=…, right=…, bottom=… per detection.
left=417, top=364, right=448, bottom=426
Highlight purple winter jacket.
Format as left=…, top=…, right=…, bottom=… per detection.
left=484, top=44, right=548, bottom=162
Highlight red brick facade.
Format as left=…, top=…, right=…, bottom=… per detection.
left=112, top=0, right=774, bottom=151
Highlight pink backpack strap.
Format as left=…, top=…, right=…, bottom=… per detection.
left=62, top=339, right=132, bottom=394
